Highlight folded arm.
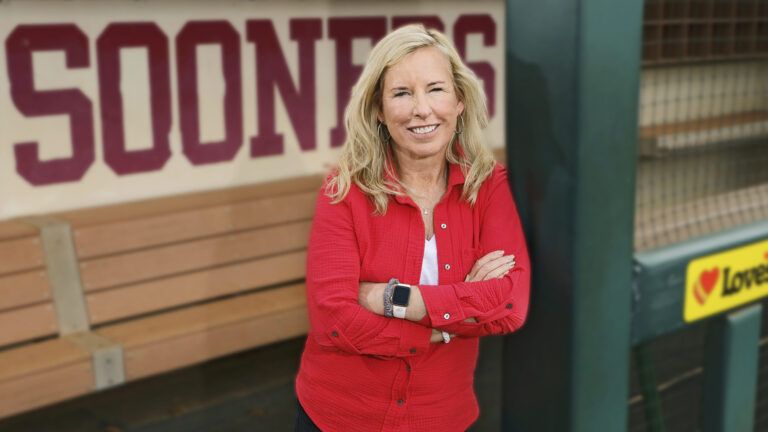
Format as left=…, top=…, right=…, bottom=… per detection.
left=307, top=187, right=446, bottom=357
left=357, top=166, right=531, bottom=338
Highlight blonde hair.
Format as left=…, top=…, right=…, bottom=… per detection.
left=326, top=24, right=496, bottom=214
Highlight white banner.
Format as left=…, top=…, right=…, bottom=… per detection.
left=0, top=0, right=505, bottom=220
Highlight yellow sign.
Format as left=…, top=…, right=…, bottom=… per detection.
left=684, top=238, right=768, bottom=322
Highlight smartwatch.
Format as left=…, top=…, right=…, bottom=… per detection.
left=391, top=283, right=411, bottom=319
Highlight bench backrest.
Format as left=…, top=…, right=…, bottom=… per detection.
left=0, top=175, right=323, bottom=350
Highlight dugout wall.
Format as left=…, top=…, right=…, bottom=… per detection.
left=504, top=0, right=768, bottom=431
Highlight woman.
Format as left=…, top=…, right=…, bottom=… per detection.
left=295, top=24, right=530, bottom=431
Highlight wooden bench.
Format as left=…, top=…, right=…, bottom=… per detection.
left=0, top=174, right=323, bottom=419
left=639, top=110, right=768, bottom=157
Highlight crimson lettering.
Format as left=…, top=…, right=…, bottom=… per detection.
left=391, top=16, right=445, bottom=32
left=176, top=21, right=243, bottom=165
left=97, top=22, right=172, bottom=175
left=328, top=17, right=387, bottom=147
left=5, top=24, right=94, bottom=185
left=247, top=18, right=322, bottom=156
left=454, top=15, right=496, bottom=117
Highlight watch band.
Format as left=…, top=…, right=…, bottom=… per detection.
left=383, top=278, right=398, bottom=318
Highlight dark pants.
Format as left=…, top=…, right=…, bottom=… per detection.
left=294, top=402, right=473, bottom=431
left=294, top=402, right=322, bottom=432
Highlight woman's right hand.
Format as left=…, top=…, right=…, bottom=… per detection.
left=430, top=329, right=455, bottom=343
left=465, top=250, right=515, bottom=282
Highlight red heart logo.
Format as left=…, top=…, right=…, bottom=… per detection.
left=699, top=268, right=719, bottom=294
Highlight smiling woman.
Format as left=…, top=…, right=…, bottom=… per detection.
left=295, top=24, right=530, bottom=432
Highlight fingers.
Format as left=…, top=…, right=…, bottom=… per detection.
left=472, top=254, right=515, bottom=281
left=466, top=250, right=504, bottom=281
left=429, top=329, right=458, bottom=343
left=483, top=257, right=515, bottom=280
left=464, top=250, right=504, bottom=282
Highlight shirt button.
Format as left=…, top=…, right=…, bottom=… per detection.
left=409, top=347, right=417, bottom=354
left=331, top=331, right=339, bottom=337
left=440, top=223, right=447, bottom=229
left=506, top=303, right=513, bottom=309
left=443, top=313, right=451, bottom=320
left=406, top=364, right=412, bottom=373
left=397, top=399, right=405, bottom=405
left=444, top=263, right=451, bottom=270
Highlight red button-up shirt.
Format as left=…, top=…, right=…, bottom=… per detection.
left=296, top=162, right=530, bottom=431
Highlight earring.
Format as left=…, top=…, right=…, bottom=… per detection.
left=454, top=115, right=464, bottom=135
left=377, top=122, right=391, bottom=142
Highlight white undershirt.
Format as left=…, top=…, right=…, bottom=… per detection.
left=419, top=236, right=439, bottom=285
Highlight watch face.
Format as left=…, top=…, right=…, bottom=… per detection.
left=392, top=284, right=411, bottom=306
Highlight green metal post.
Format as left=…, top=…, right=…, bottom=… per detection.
left=502, top=0, right=643, bottom=430
left=701, top=304, right=762, bottom=432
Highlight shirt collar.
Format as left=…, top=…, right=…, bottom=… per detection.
left=447, top=161, right=466, bottom=188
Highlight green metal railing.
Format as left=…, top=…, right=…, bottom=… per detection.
left=632, top=220, right=767, bottom=432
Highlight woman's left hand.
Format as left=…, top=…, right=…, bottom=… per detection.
left=465, top=251, right=515, bottom=282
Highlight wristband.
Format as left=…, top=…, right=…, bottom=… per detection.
left=383, top=278, right=398, bottom=318
left=441, top=331, right=451, bottom=343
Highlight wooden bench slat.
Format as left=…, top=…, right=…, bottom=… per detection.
left=0, top=359, right=93, bottom=419
left=87, top=251, right=306, bottom=325
left=0, top=270, right=49, bottom=311
left=99, top=284, right=307, bottom=380
left=0, top=337, right=88, bottom=383
left=121, top=307, right=308, bottom=382
left=100, top=283, right=306, bottom=348
left=73, top=191, right=317, bottom=259
left=0, top=304, right=58, bottom=348
left=638, top=111, right=768, bottom=155
left=640, top=110, right=768, bottom=139
left=0, top=221, right=38, bottom=241
left=79, top=220, right=312, bottom=292
left=57, top=175, right=324, bottom=228
left=0, top=236, right=44, bottom=275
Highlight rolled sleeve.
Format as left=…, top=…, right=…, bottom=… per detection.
left=418, top=283, right=467, bottom=325
left=419, top=265, right=527, bottom=338
left=395, top=320, right=433, bottom=356
left=322, top=311, right=432, bottom=357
